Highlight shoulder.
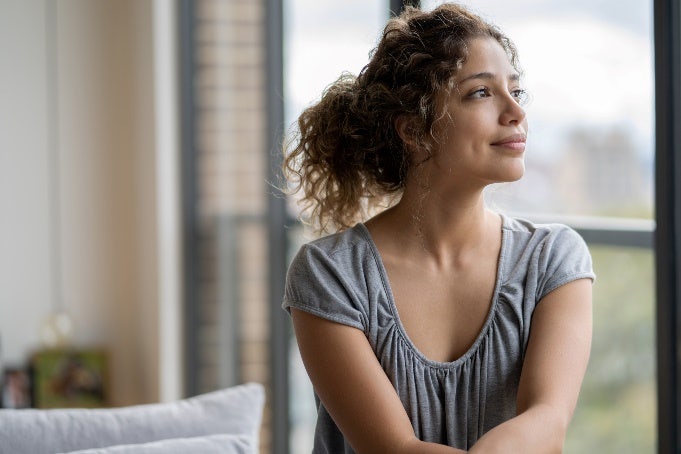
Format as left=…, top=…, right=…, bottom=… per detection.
left=291, top=224, right=374, bottom=270
left=501, top=214, right=589, bottom=254
left=500, top=214, right=595, bottom=298
left=287, top=224, right=382, bottom=297
left=503, top=214, right=579, bottom=238
left=284, top=224, right=376, bottom=331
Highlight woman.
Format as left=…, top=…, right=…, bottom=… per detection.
left=282, top=3, right=595, bottom=453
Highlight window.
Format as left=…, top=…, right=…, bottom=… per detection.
left=179, top=0, right=680, bottom=452
left=178, top=0, right=274, bottom=450
left=282, top=0, right=656, bottom=451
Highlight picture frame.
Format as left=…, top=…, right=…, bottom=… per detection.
left=1, top=368, right=31, bottom=409
left=31, top=349, right=108, bottom=409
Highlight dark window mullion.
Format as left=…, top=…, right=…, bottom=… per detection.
left=654, top=0, right=681, bottom=452
left=266, top=0, right=288, bottom=452
left=178, top=0, right=200, bottom=398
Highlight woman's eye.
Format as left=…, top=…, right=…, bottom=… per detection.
left=511, top=89, right=529, bottom=105
left=469, top=88, right=490, bottom=98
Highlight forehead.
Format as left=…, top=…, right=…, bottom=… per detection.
left=456, top=37, right=518, bottom=82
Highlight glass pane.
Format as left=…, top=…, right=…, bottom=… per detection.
left=283, top=0, right=386, bottom=132
left=568, top=245, right=655, bottom=452
left=283, top=1, right=386, bottom=452
left=188, top=0, right=274, bottom=450
left=421, top=0, right=654, bottom=220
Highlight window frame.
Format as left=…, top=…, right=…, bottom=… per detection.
left=265, top=0, right=290, bottom=451
left=654, top=0, right=681, bottom=451
left=179, top=0, right=677, bottom=452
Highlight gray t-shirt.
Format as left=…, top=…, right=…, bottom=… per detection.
left=283, top=214, right=595, bottom=452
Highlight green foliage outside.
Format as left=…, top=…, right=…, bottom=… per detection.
left=564, top=246, right=655, bottom=453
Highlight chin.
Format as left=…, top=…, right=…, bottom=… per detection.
left=508, top=169, right=525, bottom=182
left=497, top=164, right=525, bottom=183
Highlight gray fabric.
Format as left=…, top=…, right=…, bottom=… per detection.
left=283, top=215, right=595, bottom=453
left=0, top=383, right=264, bottom=454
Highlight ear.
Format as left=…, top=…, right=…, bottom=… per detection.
left=394, top=115, right=418, bottom=149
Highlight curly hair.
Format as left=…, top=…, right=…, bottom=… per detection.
left=283, top=3, right=520, bottom=234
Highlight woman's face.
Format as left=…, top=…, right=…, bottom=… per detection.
left=422, top=37, right=528, bottom=192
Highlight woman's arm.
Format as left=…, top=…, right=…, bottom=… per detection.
left=291, top=308, right=466, bottom=454
left=469, top=278, right=593, bottom=453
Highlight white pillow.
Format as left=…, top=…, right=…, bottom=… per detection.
left=61, top=433, right=254, bottom=454
left=0, top=382, right=264, bottom=454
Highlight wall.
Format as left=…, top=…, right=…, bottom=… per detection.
left=0, top=0, right=180, bottom=406
left=0, top=0, right=53, bottom=372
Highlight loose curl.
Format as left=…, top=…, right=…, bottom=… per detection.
left=283, top=3, right=520, bottom=234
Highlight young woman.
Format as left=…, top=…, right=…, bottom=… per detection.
left=282, top=4, right=595, bottom=453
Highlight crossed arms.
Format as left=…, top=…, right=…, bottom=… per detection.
left=291, top=278, right=592, bottom=453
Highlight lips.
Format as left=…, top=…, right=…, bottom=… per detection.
left=491, top=133, right=526, bottom=151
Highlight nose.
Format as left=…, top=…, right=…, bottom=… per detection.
left=499, top=95, right=526, bottom=126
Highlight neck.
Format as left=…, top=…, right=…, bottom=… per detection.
left=370, top=184, right=500, bottom=266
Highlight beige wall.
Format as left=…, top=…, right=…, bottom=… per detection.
left=0, top=0, right=181, bottom=406
left=0, top=0, right=53, bottom=369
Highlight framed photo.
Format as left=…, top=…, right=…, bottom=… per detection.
left=31, top=349, right=107, bottom=409
left=1, top=368, right=31, bottom=409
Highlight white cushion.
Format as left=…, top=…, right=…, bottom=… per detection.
left=0, top=382, right=264, bottom=454
left=61, top=433, right=254, bottom=454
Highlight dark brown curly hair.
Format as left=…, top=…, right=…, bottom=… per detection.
left=283, top=3, right=520, bottom=233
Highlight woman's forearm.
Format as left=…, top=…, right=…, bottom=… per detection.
left=468, top=404, right=568, bottom=454
left=397, top=438, right=467, bottom=454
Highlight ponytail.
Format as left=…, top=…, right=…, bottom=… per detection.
left=283, top=72, right=407, bottom=233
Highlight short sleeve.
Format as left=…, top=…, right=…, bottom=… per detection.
left=282, top=243, right=368, bottom=332
left=536, top=226, right=596, bottom=300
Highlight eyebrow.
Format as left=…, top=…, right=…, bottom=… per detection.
left=458, top=71, right=520, bottom=83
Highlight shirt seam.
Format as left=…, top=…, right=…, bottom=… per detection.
left=538, top=271, right=596, bottom=301
left=284, top=299, right=367, bottom=333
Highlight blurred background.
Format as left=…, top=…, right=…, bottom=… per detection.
left=0, top=0, right=656, bottom=453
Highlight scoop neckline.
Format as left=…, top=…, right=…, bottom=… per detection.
left=355, top=213, right=508, bottom=369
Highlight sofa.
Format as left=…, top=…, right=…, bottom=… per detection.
left=0, top=382, right=264, bottom=454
